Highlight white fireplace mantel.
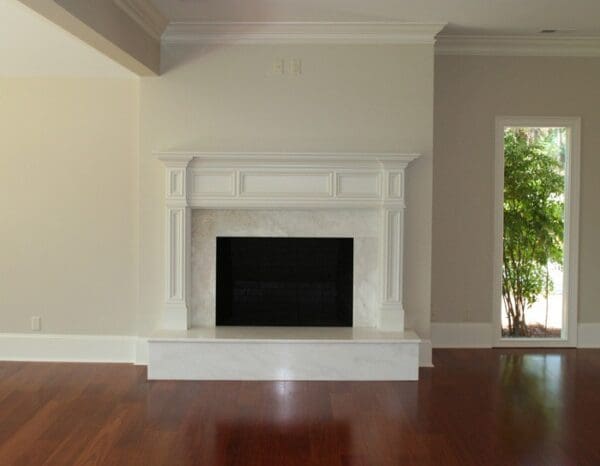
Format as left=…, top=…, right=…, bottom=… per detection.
left=156, top=151, right=420, bottom=332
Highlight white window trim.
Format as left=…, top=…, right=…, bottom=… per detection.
left=493, top=116, right=581, bottom=347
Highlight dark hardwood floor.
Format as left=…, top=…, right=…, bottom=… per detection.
left=1, top=349, right=599, bottom=465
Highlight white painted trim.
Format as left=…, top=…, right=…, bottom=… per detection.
left=158, top=152, right=420, bottom=166
left=3, top=327, right=594, bottom=366
left=379, top=208, right=406, bottom=330
left=157, top=151, right=420, bottom=331
left=578, top=323, right=600, bottom=348
left=493, top=117, right=581, bottom=348
left=160, top=155, right=193, bottom=330
left=432, top=323, right=600, bottom=349
left=431, top=323, right=493, bottom=348
left=436, top=35, right=600, bottom=57
left=113, top=0, right=168, bottom=40
left=0, top=333, right=142, bottom=363
left=419, top=339, right=433, bottom=367
left=134, top=337, right=149, bottom=365
left=162, top=22, right=446, bottom=45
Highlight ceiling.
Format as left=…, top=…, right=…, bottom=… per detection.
left=2, top=0, right=598, bottom=78
left=0, top=0, right=133, bottom=77
left=150, top=0, right=600, bottom=37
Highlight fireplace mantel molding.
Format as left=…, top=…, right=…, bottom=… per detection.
left=156, top=151, right=420, bottom=332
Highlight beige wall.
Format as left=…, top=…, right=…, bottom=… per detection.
left=138, top=44, right=435, bottom=339
left=0, top=78, right=139, bottom=334
left=432, top=55, right=600, bottom=324
left=5, top=51, right=597, bottom=346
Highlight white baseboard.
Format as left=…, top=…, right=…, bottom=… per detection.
left=419, top=339, right=433, bottom=367
left=432, top=322, right=600, bottom=348
left=578, top=323, right=600, bottom=348
left=0, top=332, right=429, bottom=369
left=0, top=333, right=148, bottom=364
left=135, top=337, right=149, bottom=365
left=431, top=323, right=493, bottom=348
left=3, top=324, right=595, bottom=367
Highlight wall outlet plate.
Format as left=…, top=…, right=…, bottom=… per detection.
left=31, top=316, right=41, bottom=331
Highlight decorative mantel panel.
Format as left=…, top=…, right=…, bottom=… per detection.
left=157, top=152, right=419, bottom=331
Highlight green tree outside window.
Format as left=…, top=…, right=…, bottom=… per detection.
left=502, top=128, right=565, bottom=337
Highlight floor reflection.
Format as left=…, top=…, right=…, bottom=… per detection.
left=124, top=349, right=599, bottom=465
left=141, top=356, right=572, bottom=465
left=497, top=353, right=565, bottom=459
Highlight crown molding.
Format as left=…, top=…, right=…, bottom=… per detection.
left=436, top=34, right=600, bottom=57
left=113, top=0, right=168, bottom=40
left=154, top=151, right=420, bottom=168
left=162, top=22, right=446, bottom=45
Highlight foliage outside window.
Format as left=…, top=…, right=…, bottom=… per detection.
left=502, top=128, right=565, bottom=337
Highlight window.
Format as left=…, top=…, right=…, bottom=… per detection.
left=493, top=117, right=580, bottom=347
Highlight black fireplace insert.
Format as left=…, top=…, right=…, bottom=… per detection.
left=216, top=237, right=353, bottom=327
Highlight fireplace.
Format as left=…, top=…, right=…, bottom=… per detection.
left=150, top=152, right=422, bottom=381
left=216, top=237, right=353, bottom=327
left=156, top=152, right=418, bottom=333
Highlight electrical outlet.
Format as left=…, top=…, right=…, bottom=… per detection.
left=289, top=58, right=302, bottom=75
left=31, top=316, right=41, bottom=331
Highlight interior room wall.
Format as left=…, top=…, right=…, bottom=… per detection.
left=432, top=55, right=600, bottom=344
left=138, top=44, right=435, bottom=353
left=0, top=78, right=139, bottom=335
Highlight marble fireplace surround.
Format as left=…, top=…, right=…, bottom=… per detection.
left=192, top=209, right=379, bottom=327
left=157, top=152, right=419, bottom=334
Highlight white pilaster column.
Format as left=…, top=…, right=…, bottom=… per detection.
left=379, top=169, right=407, bottom=331
left=159, top=154, right=193, bottom=330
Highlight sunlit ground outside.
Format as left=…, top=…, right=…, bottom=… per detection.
left=502, top=263, right=563, bottom=338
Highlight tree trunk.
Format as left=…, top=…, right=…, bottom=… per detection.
left=505, top=294, right=529, bottom=337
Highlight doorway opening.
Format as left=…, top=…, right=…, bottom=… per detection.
left=494, top=117, right=580, bottom=347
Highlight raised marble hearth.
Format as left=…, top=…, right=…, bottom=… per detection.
left=150, top=152, right=421, bottom=381
left=148, top=327, right=420, bottom=380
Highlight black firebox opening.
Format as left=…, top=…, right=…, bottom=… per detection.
left=216, top=237, right=353, bottom=327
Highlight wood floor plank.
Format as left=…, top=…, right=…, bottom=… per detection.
left=0, top=349, right=598, bottom=465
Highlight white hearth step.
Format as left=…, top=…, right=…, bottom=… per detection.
left=148, top=327, right=420, bottom=381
